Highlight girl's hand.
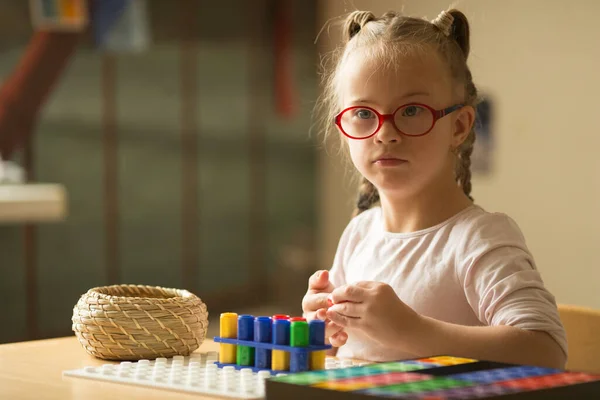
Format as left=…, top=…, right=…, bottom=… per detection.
left=326, top=281, right=421, bottom=349
left=302, top=270, right=348, bottom=347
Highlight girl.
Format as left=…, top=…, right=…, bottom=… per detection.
left=302, top=8, right=567, bottom=369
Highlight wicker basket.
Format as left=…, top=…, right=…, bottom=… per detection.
left=72, top=284, right=209, bottom=361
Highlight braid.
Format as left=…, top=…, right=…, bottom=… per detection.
left=456, top=127, right=475, bottom=201
left=455, top=72, right=478, bottom=201
left=352, top=177, right=380, bottom=217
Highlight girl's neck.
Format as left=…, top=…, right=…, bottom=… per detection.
left=379, top=176, right=473, bottom=234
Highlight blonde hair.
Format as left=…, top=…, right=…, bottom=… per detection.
left=316, top=9, right=478, bottom=217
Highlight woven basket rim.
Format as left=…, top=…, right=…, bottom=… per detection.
left=84, top=284, right=198, bottom=304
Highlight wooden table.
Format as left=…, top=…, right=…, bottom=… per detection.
left=0, top=336, right=225, bottom=400
left=4, top=337, right=599, bottom=399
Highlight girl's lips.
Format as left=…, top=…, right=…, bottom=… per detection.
left=373, top=158, right=407, bottom=166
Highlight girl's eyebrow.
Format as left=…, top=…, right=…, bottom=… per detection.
left=350, top=91, right=431, bottom=104
left=398, top=91, right=431, bottom=99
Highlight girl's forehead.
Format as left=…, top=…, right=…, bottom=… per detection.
left=338, top=49, right=451, bottom=104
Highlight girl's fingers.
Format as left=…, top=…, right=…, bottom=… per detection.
left=330, top=330, right=348, bottom=347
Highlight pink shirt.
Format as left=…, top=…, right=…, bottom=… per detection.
left=329, top=204, right=568, bottom=362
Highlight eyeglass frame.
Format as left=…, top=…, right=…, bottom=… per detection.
left=333, top=103, right=464, bottom=140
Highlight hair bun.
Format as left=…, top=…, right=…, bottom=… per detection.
left=343, top=10, right=376, bottom=42
left=431, top=10, right=454, bottom=36
left=432, top=9, right=471, bottom=59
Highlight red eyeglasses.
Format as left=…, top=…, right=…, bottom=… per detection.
left=334, top=103, right=463, bottom=139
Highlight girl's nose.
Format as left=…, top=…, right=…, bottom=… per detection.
left=374, top=117, right=401, bottom=144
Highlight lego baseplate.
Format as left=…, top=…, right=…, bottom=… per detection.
left=62, top=351, right=363, bottom=399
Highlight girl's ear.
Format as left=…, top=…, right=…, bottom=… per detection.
left=452, top=105, right=475, bottom=148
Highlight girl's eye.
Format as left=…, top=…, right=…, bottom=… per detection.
left=354, top=109, right=376, bottom=119
left=402, top=105, right=424, bottom=117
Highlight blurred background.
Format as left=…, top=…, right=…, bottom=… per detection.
left=0, top=0, right=598, bottom=345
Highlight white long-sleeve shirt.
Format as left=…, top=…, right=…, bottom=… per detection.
left=329, top=204, right=568, bottom=362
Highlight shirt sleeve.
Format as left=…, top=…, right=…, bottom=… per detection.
left=456, top=213, right=568, bottom=358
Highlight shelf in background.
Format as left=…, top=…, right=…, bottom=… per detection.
left=0, top=183, right=67, bottom=223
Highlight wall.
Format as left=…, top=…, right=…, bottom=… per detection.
left=317, top=0, right=600, bottom=308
